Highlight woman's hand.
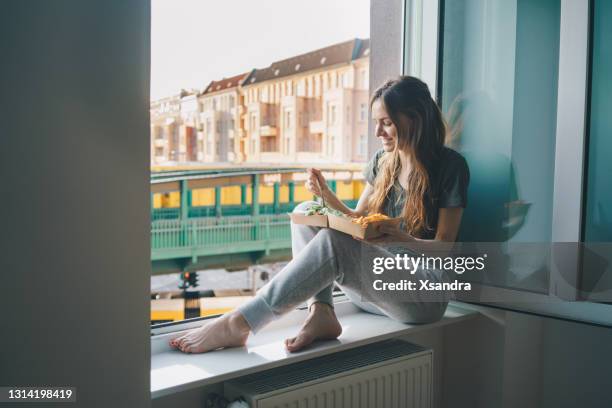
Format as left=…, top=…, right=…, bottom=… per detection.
left=305, top=168, right=330, bottom=197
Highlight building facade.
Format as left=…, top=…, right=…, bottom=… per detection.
left=149, top=38, right=370, bottom=166
left=150, top=90, right=199, bottom=165
left=198, top=73, right=246, bottom=163
left=241, top=38, right=370, bottom=164
left=150, top=94, right=181, bottom=164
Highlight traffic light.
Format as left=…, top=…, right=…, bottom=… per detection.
left=179, top=271, right=199, bottom=290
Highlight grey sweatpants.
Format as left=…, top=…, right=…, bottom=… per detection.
left=238, top=201, right=450, bottom=333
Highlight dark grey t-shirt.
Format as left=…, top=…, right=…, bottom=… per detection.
left=363, top=147, right=470, bottom=239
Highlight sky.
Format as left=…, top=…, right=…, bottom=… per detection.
left=151, top=0, right=370, bottom=100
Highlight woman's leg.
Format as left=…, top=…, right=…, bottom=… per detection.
left=290, top=201, right=334, bottom=308
left=340, top=272, right=449, bottom=325
left=238, top=228, right=348, bottom=333
left=243, top=229, right=449, bottom=330
left=171, top=229, right=449, bottom=353
left=170, top=201, right=332, bottom=354
left=170, top=228, right=351, bottom=353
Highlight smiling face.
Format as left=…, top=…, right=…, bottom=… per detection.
left=371, top=98, right=399, bottom=152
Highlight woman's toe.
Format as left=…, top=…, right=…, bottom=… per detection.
left=284, top=337, right=295, bottom=350
left=287, top=333, right=311, bottom=352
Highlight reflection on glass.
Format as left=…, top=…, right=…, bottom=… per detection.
left=582, top=0, right=612, bottom=301
left=585, top=0, right=612, bottom=243
left=441, top=0, right=561, bottom=293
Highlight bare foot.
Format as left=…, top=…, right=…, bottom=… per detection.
left=169, top=312, right=250, bottom=354
left=285, top=303, right=342, bottom=353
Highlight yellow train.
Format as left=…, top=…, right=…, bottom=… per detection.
left=152, top=179, right=365, bottom=209
left=151, top=295, right=253, bottom=324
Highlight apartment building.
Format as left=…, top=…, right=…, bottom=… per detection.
left=198, top=73, right=247, bottom=163
left=150, top=94, right=181, bottom=164
left=150, top=89, right=198, bottom=164
left=179, top=91, right=199, bottom=163
left=149, top=38, right=369, bottom=166
left=241, top=38, right=370, bottom=164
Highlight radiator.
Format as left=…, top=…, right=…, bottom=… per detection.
left=224, top=339, right=432, bottom=408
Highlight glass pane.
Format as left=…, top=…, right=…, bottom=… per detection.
left=440, top=0, right=561, bottom=292
left=585, top=0, right=612, bottom=242
left=149, top=0, right=371, bottom=325
left=581, top=0, right=612, bottom=302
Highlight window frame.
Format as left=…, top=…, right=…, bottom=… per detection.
left=403, top=0, right=612, bottom=324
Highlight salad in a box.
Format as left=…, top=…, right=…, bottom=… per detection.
left=289, top=203, right=343, bottom=227
left=291, top=203, right=402, bottom=239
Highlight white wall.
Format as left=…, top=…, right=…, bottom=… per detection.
left=437, top=304, right=612, bottom=408
left=369, top=0, right=404, bottom=157
left=0, top=1, right=151, bottom=407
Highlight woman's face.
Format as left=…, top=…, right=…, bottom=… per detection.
left=372, top=99, right=398, bottom=152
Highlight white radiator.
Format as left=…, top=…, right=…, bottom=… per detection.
left=224, top=339, right=432, bottom=408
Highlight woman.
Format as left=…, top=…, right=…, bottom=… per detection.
left=170, top=76, right=469, bottom=354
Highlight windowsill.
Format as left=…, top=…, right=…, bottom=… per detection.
left=150, top=300, right=479, bottom=399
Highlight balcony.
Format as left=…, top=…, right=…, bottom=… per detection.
left=260, top=125, right=278, bottom=137
left=298, top=133, right=323, bottom=153
left=309, top=120, right=325, bottom=134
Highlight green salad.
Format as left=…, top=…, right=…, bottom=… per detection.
left=305, top=203, right=344, bottom=216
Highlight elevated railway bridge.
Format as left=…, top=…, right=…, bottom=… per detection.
left=151, top=165, right=365, bottom=275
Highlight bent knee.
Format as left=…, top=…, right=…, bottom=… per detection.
left=317, top=227, right=348, bottom=242
left=292, top=200, right=319, bottom=213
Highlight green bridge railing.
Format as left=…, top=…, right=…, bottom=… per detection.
left=151, top=214, right=293, bottom=261
left=150, top=199, right=360, bottom=272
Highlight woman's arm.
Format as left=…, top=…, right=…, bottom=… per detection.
left=306, top=168, right=373, bottom=217
left=433, top=207, right=463, bottom=242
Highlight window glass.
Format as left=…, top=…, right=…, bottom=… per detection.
left=440, top=0, right=561, bottom=292
left=581, top=0, right=612, bottom=301
left=150, top=0, right=370, bottom=325
left=584, top=0, right=612, bottom=242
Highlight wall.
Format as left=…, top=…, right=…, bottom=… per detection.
left=439, top=303, right=612, bottom=408
left=0, top=1, right=150, bottom=407
left=369, top=0, right=404, bottom=156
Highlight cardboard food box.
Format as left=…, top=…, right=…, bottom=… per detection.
left=289, top=212, right=329, bottom=227
left=328, top=214, right=403, bottom=239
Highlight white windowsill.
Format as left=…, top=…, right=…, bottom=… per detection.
left=150, top=301, right=479, bottom=399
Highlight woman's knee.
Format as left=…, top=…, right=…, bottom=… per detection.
left=316, top=227, right=352, bottom=246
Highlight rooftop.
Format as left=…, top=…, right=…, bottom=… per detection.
left=243, top=38, right=369, bottom=86
left=201, top=72, right=249, bottom=96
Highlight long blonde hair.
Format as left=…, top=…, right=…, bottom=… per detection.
left=368, top=76, right=446, bottom=236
